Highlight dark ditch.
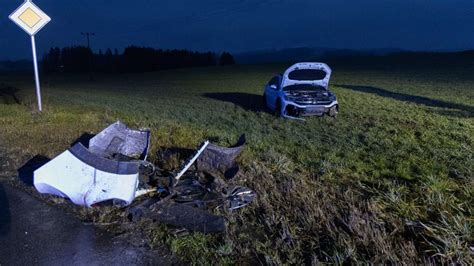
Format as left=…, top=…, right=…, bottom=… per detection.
left=0, top=183, right=177, bottom=265
left=0, top=86, right=20, bottom=105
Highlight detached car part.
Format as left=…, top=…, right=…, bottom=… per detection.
left=150, top=201, right=226, bottom=233
left=174, top=141, right=210, bottom=182
left=33, top=121, right=150, bottom=207
left=195, top=134, right=246, bottom=179
left=263, top=62, right=338, bottom=119
left=34, top=143, right=139, bottom=207
left=225, top=186, right=256, bottom=210
left=173, top=177, right=213, bottom=203
left=89, top=121, right=151, bottom=160
left=126, top=199, right=226, bottom=233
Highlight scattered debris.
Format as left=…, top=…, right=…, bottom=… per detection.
left=174, top=141, right=209, bottom=182
left=172, top=175, right=222, bottom=210
left=126, top=197, right=161, bottom=222
left=32, top=121, right=255, bottom=234
left=195, top=135, right=246, bottom=179
left=135, top=188, right=156, bottom=198
left=152, top=201, right=226, bottom=233
left=127, top=196, right=227, bottom=234
left=225, top=186, right=257, bottom=210
left=127, top=138, right=255, bottom=233
left=89, top=121, right=151, bottom=160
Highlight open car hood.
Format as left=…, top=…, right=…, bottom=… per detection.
left=281, top=62, right=332, bottom=89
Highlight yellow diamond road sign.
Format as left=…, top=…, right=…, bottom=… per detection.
left=10, top=1, right=51, bottom=36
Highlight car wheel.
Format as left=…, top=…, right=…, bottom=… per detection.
left=275, top=99, right=282, bottom=117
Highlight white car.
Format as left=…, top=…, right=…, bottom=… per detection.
left=263, top=62, right=338, bottom=119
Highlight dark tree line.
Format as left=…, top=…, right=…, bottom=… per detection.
left=219, top=52, right=236, bottom=65
left=42, top=46, right=235, bottom=73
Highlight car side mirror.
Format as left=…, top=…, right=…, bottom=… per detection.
left=270, top=84, right=277, bottom=90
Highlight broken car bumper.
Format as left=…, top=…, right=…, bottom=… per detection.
left=33, top=121, right=150, bottom=207
left=283, top=100, right=338, bottom=117
left=34, top=143, right=139, bottom=207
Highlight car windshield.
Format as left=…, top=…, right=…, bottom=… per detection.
left=283, top=84, right=326, bottom=91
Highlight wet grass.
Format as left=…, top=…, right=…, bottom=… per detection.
left=0, top=63, right=473, bottom=264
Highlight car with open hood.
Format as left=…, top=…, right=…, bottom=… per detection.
left=263, top=62, right=338, bottom=119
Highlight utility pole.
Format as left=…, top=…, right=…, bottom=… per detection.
left=81, top=32, right=95, bottom=80
left=81, top=32, right=95, bottom=49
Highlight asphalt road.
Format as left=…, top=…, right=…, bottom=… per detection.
left=0, top=183, right=174, bottom=265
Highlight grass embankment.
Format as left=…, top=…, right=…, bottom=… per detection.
left=0, top=63, right=472, bottom=264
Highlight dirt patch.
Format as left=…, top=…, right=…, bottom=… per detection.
left=0, top=144, right=16, bottom=181
left=0, top=86, right=21, bottom=105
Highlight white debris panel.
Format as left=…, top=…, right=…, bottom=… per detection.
left=33, top=121, right=150, bottom=207
left=34, top=143, right=139, bottom=206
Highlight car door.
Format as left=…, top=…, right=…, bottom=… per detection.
left=265, top=76, right=280, bottom=109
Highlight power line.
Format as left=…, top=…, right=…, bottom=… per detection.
left=81, top=32, right=95, bottom=80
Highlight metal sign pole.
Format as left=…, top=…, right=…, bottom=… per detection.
left=10, top=0, right=50, bottom=113
left=30, top=35, right=42, bottom=112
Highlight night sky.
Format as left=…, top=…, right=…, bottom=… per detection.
left=1, top=0, right=473, bottom=60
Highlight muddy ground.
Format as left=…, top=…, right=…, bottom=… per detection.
left=0, top=142, right=180, bottom=265
left=0, top=183, right=178, bottom=265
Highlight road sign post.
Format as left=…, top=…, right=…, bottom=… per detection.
left=31, top=35, right=42, bottom=111
left=9, top=0, right=51, bottom=112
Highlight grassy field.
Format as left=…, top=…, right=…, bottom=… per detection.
left=0, top=62, right=473, bottom=264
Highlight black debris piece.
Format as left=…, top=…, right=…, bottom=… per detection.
left=225, top=186, right=257, bottom=210
left=126, top=198, right=161, bottom=222
left=125, top=134, right=255, bottom=234
left=150, top=201, right=226, bottom=234
left=172, top=175, right=222, bottom=210
left=195, top=134, right=246, bottom=179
